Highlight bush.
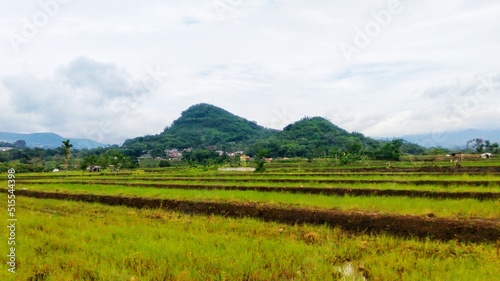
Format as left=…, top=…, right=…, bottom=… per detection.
left=159, top=160, right=171, bottom=167
left=254, top=160, right=266, bottom=173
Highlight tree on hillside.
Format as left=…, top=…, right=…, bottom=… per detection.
left=492, top=143, right=499, bottom=154
left=13, top=140, right=27, bottom=148
left=466, top=138, right=500, bottom=153
left=374, top=139, right=402, bottom=161
left=103, top=150, right=134, bottom=173
left=61, top=139, right=73, bottom=171
left=254, top=149, right=268, bottom=173
left=182, top=148, right=228, bottom=166
left=467, top=138, right=485, bottom=153
left=80, top=154, right=99, bottom=171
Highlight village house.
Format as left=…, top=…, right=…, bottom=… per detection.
left=165, top=149, right=182, bottom=160
left=240, top=155, right=251, bottom=162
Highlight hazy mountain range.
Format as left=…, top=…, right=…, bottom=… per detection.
left=0, top=132, right=107, bottom=149
left=401, top=129, right=500, bottom=149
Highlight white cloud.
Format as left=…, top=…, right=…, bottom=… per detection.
left=0, top=0, right=499, bottom=143
left=1, top=57, right=158, bottom=143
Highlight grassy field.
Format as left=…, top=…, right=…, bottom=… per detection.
left=17, top=174, right=500, bottom=193
left=1, top=197, right=499, bottom=281
left=2, top=161, right=500, bottom=280
left=16, top=183, right=500, bottom=220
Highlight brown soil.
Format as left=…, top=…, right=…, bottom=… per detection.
left=10, top=189, right=500, bottom=243
left=21, top=180, right=500, bottom=200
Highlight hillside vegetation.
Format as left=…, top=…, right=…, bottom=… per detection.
left=249, top=117, right=380, bottom=158
left=122, top=103, right=424, bottom=160
left=122, top=104, right=276, bottom=157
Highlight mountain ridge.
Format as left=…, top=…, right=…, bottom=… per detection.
left=0, top=131, right=107, bottom=149
left=400, top=129, right=500, bottom=149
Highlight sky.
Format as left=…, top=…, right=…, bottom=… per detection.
left=1, top=0, right=499, bottom=145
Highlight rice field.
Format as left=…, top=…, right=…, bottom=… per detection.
left=2, top=161, right=499, bottom=280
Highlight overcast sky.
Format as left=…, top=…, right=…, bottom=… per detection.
left=1, top=0, right=499, bottom=144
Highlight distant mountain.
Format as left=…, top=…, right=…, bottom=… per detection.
left=122, top=103, right=277, bottom=154
left=0, top=132, right=107, bottom=149
left=401, top=129, right=500, bottom=149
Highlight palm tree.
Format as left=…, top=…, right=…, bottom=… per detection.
left=62, top=139, right=73, bottom=172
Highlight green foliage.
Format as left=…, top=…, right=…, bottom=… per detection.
left=1, top=105, right=429, bottom=173
left=123, top=103, right=277, bottom=152
left=255, top=160, right=266, bottom=172
left=6, top=197, right=498, bottom=281
left=80, top=150, right=135, bottom=171
left=159, top=160, right=171, bottom=167
left=401, top=140, right=426, bottom=154
left=251, top=117, right=380, bottom=159
left=13, top=139, right=27, bottom=148
left=425, top=147, right=450, bottom=155
left=492, top=143, right=499, bottom=154
left=61, top=139, right=73, bottom=157
left=80, top=155, right=99, bottom=171
left=182, top=148, right=229, bottom=166
left=0, top=141, right=14, bottom=147
left=105, top=150, right=135, bottom=170
left=338, top=152, right=362, bottom=165
left=254, top=150, right=267, bottom=172
left=374, top=139, right=403, bottom=161
left=121, top=105, right=426, bottom=162
left=61, top=139, right=73, bottom=171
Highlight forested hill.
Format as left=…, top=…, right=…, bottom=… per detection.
left=122, top=103, right=425, bottom=159
left=165, top=103, right=276, bottom=142
left=122, top=103, right=277, bottom=156
left=248, top=117, right=382, bottom=157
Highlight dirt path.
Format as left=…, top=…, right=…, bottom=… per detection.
left=9, top=189, right=500, bottom=243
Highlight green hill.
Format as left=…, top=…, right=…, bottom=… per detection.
left=122, top=104, right=424, bottom=160
left=249, top=117, right=381, bottom=158
left=165, top=103, right=276, bottom=145
left=122, top=104, right=277, bottom=157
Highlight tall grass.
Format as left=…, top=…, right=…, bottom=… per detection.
left=1, top=197, right=498, bottom=280
left=19, top=178, right=500, bottom=193
left=19, top=183, right=500, bottom=219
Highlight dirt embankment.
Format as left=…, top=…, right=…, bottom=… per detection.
left=9, top=189, right=500, bottom=243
